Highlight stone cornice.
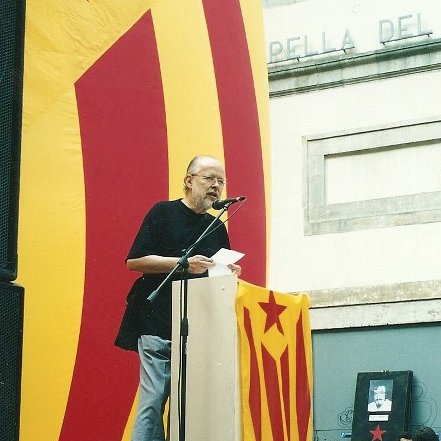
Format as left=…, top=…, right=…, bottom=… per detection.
left=268, top=38, right=441, bottom=96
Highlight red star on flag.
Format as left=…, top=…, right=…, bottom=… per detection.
left=258, top=291, right=287, bottom=333
left=370, top=425, right=386, bottom=441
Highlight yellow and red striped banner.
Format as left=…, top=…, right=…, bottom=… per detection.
left=236, top=282, right=313, bottom=441
left=19, top=1, right=270, bottom=440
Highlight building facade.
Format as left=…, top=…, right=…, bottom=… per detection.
left=263, top=0, right=441, bottom=438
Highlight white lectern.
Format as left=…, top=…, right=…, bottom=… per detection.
left=170, top=274, right=241, bottom=441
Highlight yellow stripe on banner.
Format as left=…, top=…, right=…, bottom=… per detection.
left=152, top=1, right=226, bottom=199
left=238, top=0, right=272, bottom=280
left=18, top=88, right=85, bottom=441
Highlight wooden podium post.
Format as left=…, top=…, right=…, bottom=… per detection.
left=170, top=274, right=241, bottom=441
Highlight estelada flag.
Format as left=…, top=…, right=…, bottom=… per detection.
left=236, top=281, right=313, bottom=441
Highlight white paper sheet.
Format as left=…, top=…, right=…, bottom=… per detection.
left=208, top=248, right=245, bottom=277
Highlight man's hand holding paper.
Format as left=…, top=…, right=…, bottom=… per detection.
left=208, top=248, right=244, bottom=277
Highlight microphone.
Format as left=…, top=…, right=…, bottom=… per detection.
left=212, top=196, right=246, bottom=210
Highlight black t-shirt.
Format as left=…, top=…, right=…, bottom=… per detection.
left=127, top=199, right=230, bottom=339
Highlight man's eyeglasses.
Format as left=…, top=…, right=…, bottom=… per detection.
left=191, top=174, right=226, bottom=186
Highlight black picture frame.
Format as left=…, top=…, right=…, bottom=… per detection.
left=351, top=371, right=413, bottom=441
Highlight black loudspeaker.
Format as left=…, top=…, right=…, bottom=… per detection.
left=0, top=0, right=26, bottom=281
left=0, top=282, right=24, bottom=441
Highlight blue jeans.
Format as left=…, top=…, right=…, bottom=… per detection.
left=131, top=335, right=171, bottom=441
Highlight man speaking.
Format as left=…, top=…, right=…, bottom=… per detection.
left=115, top=155, right=241, bottom=441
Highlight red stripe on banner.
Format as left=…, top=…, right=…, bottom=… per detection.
left=296, top=313, right=311, bottom=441
left=203, top=0, right=266, bottom=286
left=262, top=344, right=284, bottom=441
left=280, top=347, right=291, bottom=441
left=244, top=308, right=262, bottom=441
left=60, top=12, right=168, bottom=441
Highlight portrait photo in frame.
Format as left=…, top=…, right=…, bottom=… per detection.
left=351, top=371, right=412, bottom=441
left=367, top=379, right=393, bottom=412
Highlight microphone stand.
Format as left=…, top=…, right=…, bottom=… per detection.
left=146, top=202, right=232, bottom=441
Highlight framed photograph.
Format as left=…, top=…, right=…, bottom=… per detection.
left=351, top=371, right=412, bottom=441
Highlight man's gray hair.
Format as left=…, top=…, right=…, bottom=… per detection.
left=186, top=155, right=218, bottom=175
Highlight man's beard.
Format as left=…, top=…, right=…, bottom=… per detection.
left=194, top=196, right=212, bottom=213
